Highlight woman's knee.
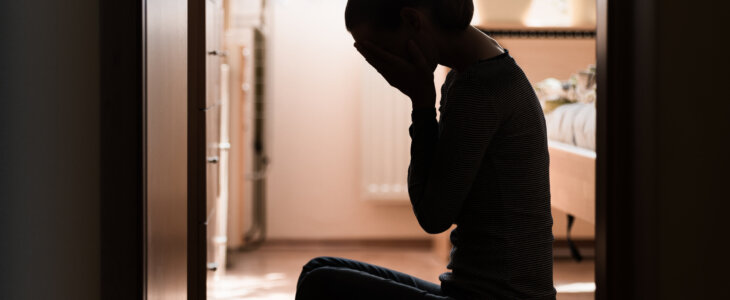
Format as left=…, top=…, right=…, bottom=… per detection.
left=300, top=265, right=339, bottom=282
left=298, top=256, right=342, bottom=288
left=295, top=266, right=342, bottom=299
left=302, top=256, right=341, bottom=271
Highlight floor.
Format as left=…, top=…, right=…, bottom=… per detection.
left=208, top=244, right=594, bottom=300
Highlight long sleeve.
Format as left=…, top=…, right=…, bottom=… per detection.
left=407, top=80, right=500, bottom=234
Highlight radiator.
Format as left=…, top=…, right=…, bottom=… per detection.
left=359, top=61, right=412, bottom=203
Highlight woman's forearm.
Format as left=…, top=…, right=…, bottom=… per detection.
left=407, top=107, right=452, bottom=234
left=406, top=80, right=499, bottom=234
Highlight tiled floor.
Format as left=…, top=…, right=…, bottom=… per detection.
left=208, top=244, right=594, bottom=300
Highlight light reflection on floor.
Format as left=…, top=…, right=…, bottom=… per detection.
left=555, top=282, right=596, bottom=293
left=208, top=273, right=293, bottom=300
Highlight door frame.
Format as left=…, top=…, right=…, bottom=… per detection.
left=596, top=0, right=660, bottom=299
left=188, top=0, right=208, bottom=298
left=100, top=0, right=207, bottom=298
left=99, top=1, right=145, bottom=298
left=100, top=0, right=672, bottom=298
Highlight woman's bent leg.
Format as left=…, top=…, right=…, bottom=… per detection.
left=295, top=266, right=454, bottom=300
left=297, top=256, right=444, bottom=295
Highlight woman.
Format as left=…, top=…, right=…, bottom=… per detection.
left=295, top=1, right=556, bottom=299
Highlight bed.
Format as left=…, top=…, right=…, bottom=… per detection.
left=545, top=101, right=596, bottom=224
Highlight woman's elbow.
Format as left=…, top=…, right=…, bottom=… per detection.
left=417, top=217, right=452, bottom=234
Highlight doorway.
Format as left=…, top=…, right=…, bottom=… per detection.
left=199, top=1, right=599, bottom=299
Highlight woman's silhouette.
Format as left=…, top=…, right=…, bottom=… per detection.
left=295, top=1, right=556, bottom=299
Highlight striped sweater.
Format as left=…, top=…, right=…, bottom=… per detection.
left=407, top=50, right=556, bottom=300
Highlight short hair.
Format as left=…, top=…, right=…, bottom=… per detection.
left=345, top=0, right=474, bottom=32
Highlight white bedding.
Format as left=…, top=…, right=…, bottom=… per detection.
left=545, top=103, right=596, bottom=151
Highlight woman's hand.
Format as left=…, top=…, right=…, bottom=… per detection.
left=355, top=40, right=436, bottom=109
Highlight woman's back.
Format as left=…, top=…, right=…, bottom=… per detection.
left=417, top=51, right=555, bottom=299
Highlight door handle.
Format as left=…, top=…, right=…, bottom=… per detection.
left=207, top=50, right=227, bottom=57
left=207, top=262, right=218, bottom=271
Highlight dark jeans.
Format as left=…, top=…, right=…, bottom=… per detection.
left=295, top=256, right=458, bottom=300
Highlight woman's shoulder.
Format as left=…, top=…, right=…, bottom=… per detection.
left=467, top=59, right=521, bottom=85
left=445, top=54, right=538, bottom=121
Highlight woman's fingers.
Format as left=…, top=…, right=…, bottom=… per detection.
left=356, top=46, right=390, bottom=76
left=354, top=42, right=381, bottom=68
left=359, top=41, right=407, bottom=68
left=353, top=39, right=434, bottom=98
left=355, top=42, right=400, bottom=78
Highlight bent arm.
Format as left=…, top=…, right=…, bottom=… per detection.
left=407, top=82, right=500, bottom=234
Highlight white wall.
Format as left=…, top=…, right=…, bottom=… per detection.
left=266, top=0, right=429, bottom=239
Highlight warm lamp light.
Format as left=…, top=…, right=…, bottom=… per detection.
left=522, top=0, right=573, bottom=27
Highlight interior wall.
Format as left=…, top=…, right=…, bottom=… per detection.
left=498, top=38, right=596, bottom=84
left=0, top=1, right=101, bottom=299
left=266, top=0, right=428, bottom=239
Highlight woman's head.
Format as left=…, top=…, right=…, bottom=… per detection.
left=345, top=0, right=473, bottom=32
left=346, top=0, right=474, bottom=67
